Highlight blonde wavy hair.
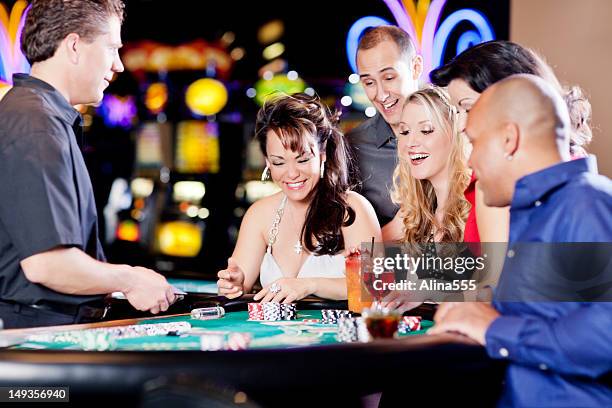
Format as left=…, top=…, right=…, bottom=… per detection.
left=390, top=86, right=471, bottom=243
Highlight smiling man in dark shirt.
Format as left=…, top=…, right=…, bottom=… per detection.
left=0, top=0, right=176, bottom=329
left=347, top=26, right=422, bottom=228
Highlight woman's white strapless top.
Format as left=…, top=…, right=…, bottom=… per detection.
left=259, top=195, right=345, bottom=288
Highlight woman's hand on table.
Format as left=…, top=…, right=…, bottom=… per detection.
left=217, top=258, right=245, bottom=299
left=377, top=291, right=422, bottom=314
left=254, top=278, right=314, bottom=303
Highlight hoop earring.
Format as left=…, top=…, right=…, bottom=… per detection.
left=320, top=161, right=325, bottom=179
left=261, top=166, right=270, bottom=181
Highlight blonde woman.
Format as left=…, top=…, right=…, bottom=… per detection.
left=383, top=86, right=470, bottom=244
left=380, top=87, right=477, bottom=310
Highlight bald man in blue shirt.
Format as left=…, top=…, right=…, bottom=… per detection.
left=430, top=74, right=612, bottom=407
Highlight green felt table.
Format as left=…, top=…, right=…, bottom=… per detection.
left=11, top=310, right=433, bottom=351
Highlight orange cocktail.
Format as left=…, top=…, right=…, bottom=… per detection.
left=346, top=249, right=372, bottom=313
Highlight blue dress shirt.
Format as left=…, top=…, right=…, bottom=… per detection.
left=485, top=157, right=612, bottom=407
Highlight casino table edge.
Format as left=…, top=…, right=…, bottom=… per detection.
left=0, top=329, right=502, bottom=397
left=0, top=302, right=505, bottom=403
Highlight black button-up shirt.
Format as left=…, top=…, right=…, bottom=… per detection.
left=347, top=113, right=399, bottom=226
left=0, top=74, right=105, bottom=306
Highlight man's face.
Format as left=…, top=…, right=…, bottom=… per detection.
left=356, top=40, right=419, bottom=132
left=465, top=104, right=513, bottom=207
left=75, top=15, right=124, bottom=104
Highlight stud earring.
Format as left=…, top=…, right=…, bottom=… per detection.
left=320, top=161, right=325, bottom=179
left=261, top=166, right=270, bottom=181
left=505, top=153, right=514, bottom=161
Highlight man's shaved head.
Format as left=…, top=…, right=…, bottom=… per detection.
left=466, top=74, right=571, bottom=207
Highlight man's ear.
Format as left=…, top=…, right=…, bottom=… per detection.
left=64, top=33, right=81, bottom=64
left=411, top=55, right=424, bottom=81
left=502, top=122, right=520, bottom=157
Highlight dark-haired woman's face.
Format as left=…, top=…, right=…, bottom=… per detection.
left=265, top=130, right=324, bottom=203
left=448, top=79, right=481, bottom=133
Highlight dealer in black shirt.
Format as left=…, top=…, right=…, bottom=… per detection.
left=0, top=0, right=175, bottom=329
left=0, top=74, right=108, bottom=327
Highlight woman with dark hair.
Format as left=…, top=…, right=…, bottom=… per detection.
left=217, top=93, right=381, bottom=302
left=430, top=40, right=592, bottom=242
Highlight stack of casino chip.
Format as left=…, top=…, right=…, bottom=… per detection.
left=321, top=309, right=353, bottom=324
left=199, top=332, right=252, bottom=351
left=281, top=303, right=297, bottom=320
left=337, top=316, right=370, bottom=343
left=199, top=332, right=228, bottom=351
left=398, top=316, right=422, bottom=334
left=226, top=332, right=252, bottom=351
left=248, top=303, right=265, bottom=320
left=263, top=302, right=282, bottom=321
left=248, top=302, right=297, bottom=321
left=27, top=322, right=192, bottom=351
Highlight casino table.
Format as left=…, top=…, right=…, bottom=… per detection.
left=0, top=297, right=504, bottom=407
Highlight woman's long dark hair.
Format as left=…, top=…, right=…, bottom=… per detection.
left=254, top=93, right=355, bottom=255
left=430, top=40, right=592, bottom=156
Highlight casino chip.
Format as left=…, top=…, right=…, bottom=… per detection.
left=263, top=302, right=282, bottom=321
left=249, top=302, right=297, bottom=321
left=321, top=309, right=353, bottom=325
left=398, top=316, right=422, bottom=334
left=337, top=317, right=370, bottom=343
left=26, top=322, right=192, bottom=351
left=248, top=303, right=265, bottom=320
left=199, top=332, right=227, bottom=351
left=198, top=331, right=252, bottom=351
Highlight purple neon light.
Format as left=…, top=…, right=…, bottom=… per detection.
left=0, top=25, right=10, bottom=81
left=421, top=0, right=447, bottom=78
left=99, top=94, right=137, bottom=128
left=0, top=4, right=31, bottom=84
left=381, top=0, right=417, bottom=44
left=13, top=5, right=31, bottom=74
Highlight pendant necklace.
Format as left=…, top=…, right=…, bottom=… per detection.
left=287, top=202, right=303, bottom=255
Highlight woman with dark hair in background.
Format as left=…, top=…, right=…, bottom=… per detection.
left=430, top=40, right=592, bottom=243
left=217, top=93, right=381, bottom=303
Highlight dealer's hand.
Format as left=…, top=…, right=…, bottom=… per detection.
left=254, top=278, right=314, bottom=303
left=428, top=302, right=500, bottom=345
left=123, top=266, right=176, bottom=314
left=217, top=258, right=245, bottom=299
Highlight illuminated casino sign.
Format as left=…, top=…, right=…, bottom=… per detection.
left=121, top=40, right=233, bottom=78
left=346, top=0, right=496, bottom=79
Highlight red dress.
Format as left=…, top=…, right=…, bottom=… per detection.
left=463, top=173, right=480, bottom=242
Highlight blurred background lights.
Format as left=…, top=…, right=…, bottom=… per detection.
left=257, top=19, right=284, bottom=45
left=340, top=95, right=353, bottom=106
left=262, top=42, right=285, bottom=60
left=287, top=70, right=298, bottom=80
left=230, top=47, right=245, bottom=61
left=145, top=82, right=168, bottom=114
left=185, top=78, right=228, bottom=116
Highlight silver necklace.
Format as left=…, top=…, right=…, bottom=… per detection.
left=286, top=201, right=303, bottom=255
